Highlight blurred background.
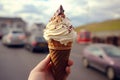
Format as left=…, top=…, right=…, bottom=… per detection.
left=0, top=0, right=120, bottom=80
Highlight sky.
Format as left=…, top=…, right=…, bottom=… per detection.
left=0, top=0, right=120, bottom=27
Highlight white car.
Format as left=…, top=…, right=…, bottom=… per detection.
left=2, top=30, right=26, bottom=46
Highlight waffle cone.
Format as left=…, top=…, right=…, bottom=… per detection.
left=48, top=39, right=72, bottom=50
left=48, top=39, right=72, bottom=80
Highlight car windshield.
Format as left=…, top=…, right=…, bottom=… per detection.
left=103, top=46, right=120, bottom=57
left=80, top=32, right=90, bottom=39
left=35, top=37, right=45, bottom=42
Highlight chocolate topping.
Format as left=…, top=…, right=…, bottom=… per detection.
left=68, top=25, right=73, bottom=33
left=53, top=5, right=64, bottom=17
left=50, top=5, right=65, bottom=22
left=49, top=5, right=74, bottom=33
left=57, top=5, right=64, bottom=16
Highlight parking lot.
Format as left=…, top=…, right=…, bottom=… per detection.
left=0, top=41, right=117, bottom=80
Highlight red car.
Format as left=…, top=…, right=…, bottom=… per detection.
left=82, top=44, right=120, bottom=80
left=77, top=29, right=91, bottom=44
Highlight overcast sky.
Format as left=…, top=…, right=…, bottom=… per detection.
left=0, top=0, right=120, bottom=27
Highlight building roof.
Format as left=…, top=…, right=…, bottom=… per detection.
left=0, top=17, right=26, bottom=23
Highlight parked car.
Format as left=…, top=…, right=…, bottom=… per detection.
left=82, top=44, right=120, bottom=80
left=24, top=34, right=48, bottom=52
left=2, top=29, right=26, bottom=46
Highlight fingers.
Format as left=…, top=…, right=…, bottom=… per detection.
left=32, top=55, right=73, bottom=74
left=68, top=59, right=73, bottom=66
left=66, top=66, right=71, bottom=74
left=33, top=54, right=51, bottom=72
left=66, top=59, right=73, bottom=75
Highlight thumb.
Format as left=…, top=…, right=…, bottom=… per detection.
left=33, top=54, right=51, bottom=72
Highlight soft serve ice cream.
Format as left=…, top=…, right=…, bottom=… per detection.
left=44, top=5, right=76, bottom=45
left=44, top=5, right=76, bottom=80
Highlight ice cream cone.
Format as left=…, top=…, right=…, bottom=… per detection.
left=43, top=5, right=76, bottom=80
left=48, top=39, right=72, bottom=80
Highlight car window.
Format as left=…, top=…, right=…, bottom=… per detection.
left=88, top=46, right=104, bottom=57
left=36, top=37, right=45, bottom=42
left=80, top=33, right=84, bottom=38
left=85, top=32, right=90, bottom=39
left=80, top=32, right=90, bottom=39
left=103, top=46, right=120, bottom=57
left=30, top=35, right=45, bottom=42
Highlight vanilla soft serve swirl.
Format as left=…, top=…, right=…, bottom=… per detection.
left=44, top=16, right=76, bottom=45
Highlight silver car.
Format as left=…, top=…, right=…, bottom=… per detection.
left=2, top=30, right=26, bottom=46
left=82, top=44, right=120, bottom=80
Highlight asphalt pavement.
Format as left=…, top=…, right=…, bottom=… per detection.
left=0, top=41, right=110, bottom=80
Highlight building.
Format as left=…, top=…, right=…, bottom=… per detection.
left=28, top=23, right=45, bottom=36
left=0, top=17, right=27, bottom=35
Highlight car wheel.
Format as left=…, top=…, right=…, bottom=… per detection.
left=106, top=67, right=115, bottom=80
left=83, top=58, right=89, bottom=68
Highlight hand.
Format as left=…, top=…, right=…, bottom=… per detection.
left=28, top=54, right=73, bottom=80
